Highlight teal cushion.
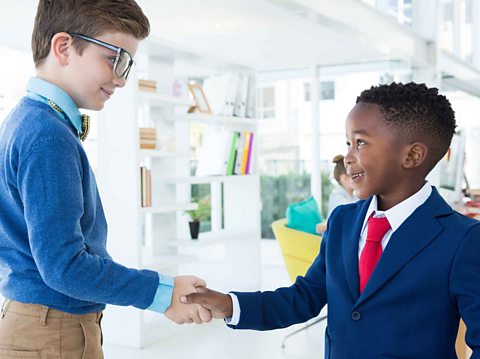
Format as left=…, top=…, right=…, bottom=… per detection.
left=285, top=197, right=322, bottom=235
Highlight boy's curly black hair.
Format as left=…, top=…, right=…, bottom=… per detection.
left=356, top=82, right=456, bottom=172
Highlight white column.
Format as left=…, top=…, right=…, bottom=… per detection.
left=473, top=0, right=480, bottom=67
left=210, top=182, right=222, bottom=231
left=412, top=0, right=437, bottom=40
left=310, top=66, right=321, bottom=207
left=412, top=0, right=440, bottom=87
left=453, top=0, right=462, bottom=57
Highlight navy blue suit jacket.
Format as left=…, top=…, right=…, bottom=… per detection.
left=231, top=188, right=480, bottom=359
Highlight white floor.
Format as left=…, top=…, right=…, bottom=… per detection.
left=104, top=240, right=327, bottom=359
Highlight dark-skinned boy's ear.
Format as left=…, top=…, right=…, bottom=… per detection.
left=50, top=32, right=72, bottom=66
left=403, top=143, right=428, bottom=169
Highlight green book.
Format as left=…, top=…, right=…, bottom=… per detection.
left=226, top=132, right=239, bottom=175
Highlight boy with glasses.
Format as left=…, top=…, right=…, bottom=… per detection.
left=0, top=1, right=210, bottom=357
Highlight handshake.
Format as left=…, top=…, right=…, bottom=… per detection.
left=164, top=275, right=233, bottom=324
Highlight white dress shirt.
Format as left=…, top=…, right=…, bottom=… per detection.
left=227, top=182, right=433, bottom=326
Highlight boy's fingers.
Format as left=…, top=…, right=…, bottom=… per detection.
left=198, top=305, right=212, bottom=323
left=195, top=286, right=208, bottom=293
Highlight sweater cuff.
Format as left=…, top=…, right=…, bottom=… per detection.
left=146, top=274, right=174, bottom=313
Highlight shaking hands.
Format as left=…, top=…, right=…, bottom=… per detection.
left=180, top=286, right=233, bottom=319
left=164, top=275, right=232, bottom=324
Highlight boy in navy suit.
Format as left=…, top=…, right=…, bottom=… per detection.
left=183, top=82, right=480, bottom=358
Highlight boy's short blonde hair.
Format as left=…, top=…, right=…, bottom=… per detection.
left=32, top=0, right=150, bottom=67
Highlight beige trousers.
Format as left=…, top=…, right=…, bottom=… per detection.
left=0, top=299, right=103, bottom=359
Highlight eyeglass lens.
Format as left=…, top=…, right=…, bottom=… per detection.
left=116, top=51, right=133, bottom=78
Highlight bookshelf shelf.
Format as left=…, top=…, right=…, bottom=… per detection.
left=138, top=149, right=190, bottom=161
left=171, top=113, right=257, bottom=126
left=164, top=174, right=259, bottom=185
left=139, top=203, right=198, bottom=214
left=137, top=91, right=195, bottom=108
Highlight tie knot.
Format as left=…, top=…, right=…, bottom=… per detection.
left=366, top=216, right=390, bottom=242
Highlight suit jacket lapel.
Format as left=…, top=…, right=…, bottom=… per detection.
left=343, top=198, right=371, bottom=301
left=355, top=188, right=452, bottom=306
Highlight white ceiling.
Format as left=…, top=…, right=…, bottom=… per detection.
left=0, top=0, right=388, bottom=71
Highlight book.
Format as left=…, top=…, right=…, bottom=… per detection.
left=245, top=132, right=254, bottom=174
left=196, top=130, right=232, bottom=176
left=223, top=73, right=240, bottom=116
left=140, top=166, right=152, bottom=207
left=138, top=79, right=157, bottom=93
left=139, top=127, right=157, bottom=149
left=241, top=132, right=252, bottom=175
left=234, top=132, right=245, bottom=175
left=245, top=75, right=257, bottom=119
left=233, top=75, right=245, bottom=117
left=226, top=132, right=240, bottom=176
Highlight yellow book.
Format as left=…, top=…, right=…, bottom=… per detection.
left=241, top=132, right=251, bottom=175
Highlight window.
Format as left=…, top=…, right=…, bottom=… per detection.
left=380, top=73, right=394, bottom=85
left=258, top=86, right=275, bottom=119
left=320, top=81, right=335, bottom=100
left=304, top=82, right=310, bottom=102
left=304, top=81, right=335, bottom=101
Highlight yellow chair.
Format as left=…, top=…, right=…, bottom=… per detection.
left=271, top=218, right=326, bottom=348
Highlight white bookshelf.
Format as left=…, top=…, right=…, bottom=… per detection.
left=96, top=37, right=261, bottom=349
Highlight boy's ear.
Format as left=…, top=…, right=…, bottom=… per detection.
left=50, top=32, right=74, bottom=66
left=403, top=142, right=428, bottom=169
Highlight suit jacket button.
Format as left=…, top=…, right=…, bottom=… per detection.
left=351, top=311, right=361, bottom=320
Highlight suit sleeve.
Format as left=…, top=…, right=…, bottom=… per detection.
left=228, top=229, right=329, bottom=331
left=450, top=223, right=480, bottom=358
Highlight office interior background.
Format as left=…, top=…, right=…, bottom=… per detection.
left=0, top=0, right=479, bottom=358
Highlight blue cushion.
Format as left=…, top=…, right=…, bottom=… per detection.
left=285, top=197, right=322, bottom=235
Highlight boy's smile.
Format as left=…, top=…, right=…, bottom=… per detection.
left=344, top=102, right=409, bottom=210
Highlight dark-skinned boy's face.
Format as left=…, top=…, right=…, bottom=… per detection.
left=344, top=102, right=406, bottom=202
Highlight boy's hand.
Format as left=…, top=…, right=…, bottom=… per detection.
left=180, top=286, right=233, bottom=319
left=164, top=276, right=212, bottom=324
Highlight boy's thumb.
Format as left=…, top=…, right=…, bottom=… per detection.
left=180, top=295, right=189, bottom=303
left=180, top=287, right=208, bottom=303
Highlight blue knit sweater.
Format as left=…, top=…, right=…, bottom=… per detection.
left=0, top=97, right=159, bottom=314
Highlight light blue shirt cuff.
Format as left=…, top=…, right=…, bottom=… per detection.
left=146, top=274, right=174, bottom=313
left=225, top=293, right=241, bottom=326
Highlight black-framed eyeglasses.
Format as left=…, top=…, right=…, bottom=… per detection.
left=69, top=32, right=134, bottom=80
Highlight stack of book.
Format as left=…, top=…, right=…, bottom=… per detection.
left=140, top=166, right=152, bottom=207
left=140, top=127, right=157, bottom=149
left=138, top=79, right=157, bottom=93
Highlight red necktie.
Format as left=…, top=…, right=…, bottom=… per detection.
left=359, top=215, right=391, bottom=293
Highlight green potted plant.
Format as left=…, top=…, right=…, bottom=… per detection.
left=186, top=197, right=211, bottom=239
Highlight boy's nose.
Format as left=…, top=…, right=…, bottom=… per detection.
left=112, top=76, right=126, bottom=88
left=344, top=151, right=354, bottom=166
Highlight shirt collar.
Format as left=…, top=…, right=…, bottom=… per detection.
left=26, top=77, right=83, bottom=133
left=361, top=181, right=433, bottom=233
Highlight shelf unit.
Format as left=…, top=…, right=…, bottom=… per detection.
left=96, top=38, right=261, bottom=348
